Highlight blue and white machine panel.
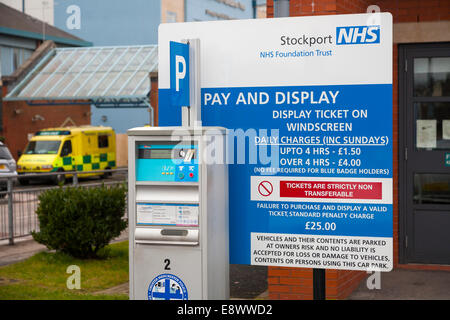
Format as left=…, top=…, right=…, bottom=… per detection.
left=136, top=144, right=198, bottom=182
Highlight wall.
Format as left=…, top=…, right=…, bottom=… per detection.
left=376, top=0, right=450, bottom=23
left=1, top=87, right=90, bottom=159
left=90, top=71, right=158, bottom=135
left=0, top=0, right=54, bottom=25
left=113, top=72, right=157, bottom=168
left=115, top=133, right=128, bottom=167
left=0, top=35, right=36, bottom=77
left=150, top=72, right=159, bottom=126
left=377, top=0, right=450, bottom=274
left=53, top=0, right=161, bottom=134
left=91, top=107, right=152, bottom=134
left=266, top=0, right=450, bottom=300
left=185, top=0, right=254, bottom=21
left=0, top=1, right=44, bottom=78
left=51, top=0, right=259, bottom=134
left=53, top=0, right=160, bottom=46
left=1, top=40, right=92, bottom=159
left=256, top=1, right=267, bottom=18
left=161, top=0, right=184, bottom=23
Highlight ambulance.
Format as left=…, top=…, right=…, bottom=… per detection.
left=17, top=126, right=116, bottom=185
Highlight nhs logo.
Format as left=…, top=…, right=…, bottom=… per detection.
left=336, top=25, right=380, bottom=45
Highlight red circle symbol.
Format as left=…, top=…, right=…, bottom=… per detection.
left=258, top=181, right=273, bottom=197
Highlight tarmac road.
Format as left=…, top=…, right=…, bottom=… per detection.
left=230, top=264, right=268, bottom=299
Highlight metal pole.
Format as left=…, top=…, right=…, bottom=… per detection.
left=313, top=268, right=326, bottom=300
left=73, top=171, right=78, bottom=186
left=180, top=39, right=190, bottom=128
left=143, top=98, right=154, bottom=127
left=188, top=39, right=201, bottom=127
left=7, top=178, right=14, bottom=245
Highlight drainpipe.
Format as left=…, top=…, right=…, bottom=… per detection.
left=252, top=0, right=257, bottom=19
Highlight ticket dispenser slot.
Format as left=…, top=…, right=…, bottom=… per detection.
left=128, top=127, right=228, bottom=300
left=134, top=228, right=198, bottom=245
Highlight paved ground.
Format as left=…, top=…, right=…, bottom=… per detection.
left=0, top=232, right=268, bottom=299
left=3, top=235, right=450, bottom=300
left=230, top=264, right=268, bottom=299
left=348, top=269, right=450, bottom=300
left=0, top=236, right=47, bottom=266
left=0, top=228, right=130, bottom=266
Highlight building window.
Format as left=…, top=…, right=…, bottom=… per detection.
left=414, top=57, right=450, bottom=97
left=13, top=48, right=20, bottom=71
left=0, top=46, right=34, bottom=76
left=166, top=11, right=177, bottom=23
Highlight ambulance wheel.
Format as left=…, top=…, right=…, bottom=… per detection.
left=101, top=167, right=112, bottom=179
left=53, top=169, right=66, bottom=185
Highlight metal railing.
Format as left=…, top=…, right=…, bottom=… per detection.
left=0, top=168, right=128, bottom=245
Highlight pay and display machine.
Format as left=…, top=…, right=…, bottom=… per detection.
left=128, top=126, right=229, bottom=300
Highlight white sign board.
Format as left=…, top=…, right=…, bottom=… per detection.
left=159, top=13, right=393, bottom=272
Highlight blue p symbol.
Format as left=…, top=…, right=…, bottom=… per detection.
left=170, top=41, right=189, bottom=106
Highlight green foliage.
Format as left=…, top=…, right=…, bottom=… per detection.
left=32, top=184, right=128, bottom=259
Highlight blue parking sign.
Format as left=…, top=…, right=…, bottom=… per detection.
left=159, top=14, right=394, bottom=272
left=170, top=41, right=189, bottom=106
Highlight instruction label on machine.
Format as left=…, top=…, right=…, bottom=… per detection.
left=137, top=203, right=198, bottom=226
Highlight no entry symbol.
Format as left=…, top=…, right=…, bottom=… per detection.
left=258, top=181, right=273, bottom=197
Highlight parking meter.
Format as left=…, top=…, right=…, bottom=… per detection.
left=128, top=126, right=229, bottom=300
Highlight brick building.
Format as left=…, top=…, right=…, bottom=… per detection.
left=2, top=43, right=91, bottom=161
left=266, top=0, right=450, bottom=299
left=3, top=42, right=159, bottom=165
left=0, top=3, right=92, bottom=159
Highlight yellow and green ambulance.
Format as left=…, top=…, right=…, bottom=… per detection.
left=17, top=126, right=116, bottom=184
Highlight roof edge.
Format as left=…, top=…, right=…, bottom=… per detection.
left=2, top=40, right=55, bottom=89
left=0, top=26, right=93, bottom=47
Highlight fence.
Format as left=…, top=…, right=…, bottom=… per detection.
left=0, top=168, right=128, bottom=245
